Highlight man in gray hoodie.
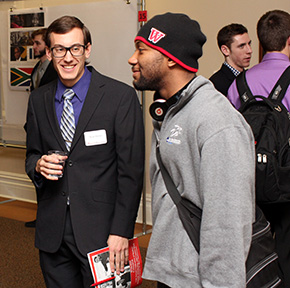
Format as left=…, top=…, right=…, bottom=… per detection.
left=128, top=13, right=256, bottom=288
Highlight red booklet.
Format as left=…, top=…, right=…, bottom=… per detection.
left=87, top=238, right=143, bottom=288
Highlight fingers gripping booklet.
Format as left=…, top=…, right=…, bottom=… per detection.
left=87, top=238, right=143, bottom=288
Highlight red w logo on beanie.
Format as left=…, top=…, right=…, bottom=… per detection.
left=148, top=28, right=165, bottom=44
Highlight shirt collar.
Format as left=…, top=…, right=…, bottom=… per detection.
left=223, top=61, right=241, bottom=77
left=39, top=59, right=50, bottom=72
left=261, top=52, right=290, bottom=63
left=55, top=66, right=91, bottom=102
left=153, top=76, right=196, bottom=101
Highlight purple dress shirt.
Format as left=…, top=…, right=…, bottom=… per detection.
left=55, top=66, right=92, bottom=126
left=227, top=53, right=290, bottom=110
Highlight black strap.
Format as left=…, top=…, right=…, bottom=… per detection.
left=269, top=66, right=290, bottom=102
left=236, top=70, right=254, bottom=105
left=156, top=145, right=182, bottom=206
left=237, top=66, right=290, bottom=104
left=156, top=144, right=202, bottom=252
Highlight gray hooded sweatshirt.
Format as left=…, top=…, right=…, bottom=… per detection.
left=143, top=76, right=256, bottom=288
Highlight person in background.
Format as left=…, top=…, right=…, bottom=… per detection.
left=228, top=10, right=290, bottom=287
left=128, top=12, right=255, bottom=287
left=25, top=15, right=144, bottom=287
left=209, top=23, right=252, bottom=96
left=30, top=28, right=58, bottom=92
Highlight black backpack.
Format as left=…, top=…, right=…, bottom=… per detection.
left=236, top=66, right=290, bottom=204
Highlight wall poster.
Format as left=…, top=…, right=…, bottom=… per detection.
left=9, top=9, right=46, bottom=90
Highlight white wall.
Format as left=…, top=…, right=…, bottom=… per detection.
left=0, top=0, right=138, bottom=144
left=146, top=0, right=289, bottom=78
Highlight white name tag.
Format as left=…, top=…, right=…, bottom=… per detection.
left=84, top=130, right=107, bottom=146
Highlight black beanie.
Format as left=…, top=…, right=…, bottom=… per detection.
left=135, top=12, right=207, bottom=72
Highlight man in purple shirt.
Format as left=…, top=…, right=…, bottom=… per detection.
left=228, top=10, right=290, bottom=287
left=227, top=11, right=290, bottom=109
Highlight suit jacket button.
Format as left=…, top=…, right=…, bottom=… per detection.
left=62, top=191, right=66, bottom=196
left=68, top=160, right=73, bottom=167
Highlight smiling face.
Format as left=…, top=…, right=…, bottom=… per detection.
left=47, top=27, right=91, bottom=87
left=128, top=41, right=167, bottom=92
left=222, top=33, right=252, bottom=71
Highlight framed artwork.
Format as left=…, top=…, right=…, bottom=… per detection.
left=9, top=9, right=46, bottom=89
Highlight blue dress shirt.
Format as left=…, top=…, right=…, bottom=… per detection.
left=55, top=66, right=92, bottom=127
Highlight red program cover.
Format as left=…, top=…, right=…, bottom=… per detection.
left=87, top=238, right=143, bottom=288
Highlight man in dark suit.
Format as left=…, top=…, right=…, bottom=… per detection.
left=25, top=16, right=145, bottom=288
left=25, top=28, right=58, bottom=228
left=209, top=24, right=252, bottom=96
left=30, top=28, right=58, bottom=92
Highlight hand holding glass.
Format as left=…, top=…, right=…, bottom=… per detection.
left=48, top=150, right=67, bottom=179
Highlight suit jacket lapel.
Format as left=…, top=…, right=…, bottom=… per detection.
left=221, top=64, right=237, bottom=82
left=40, top=64, right=51, bottom=87
left=44, top=82, right=67, bottom=151
left=30, top=61, right=40, bottom=91
left=70, top=68, right=106, bottom=151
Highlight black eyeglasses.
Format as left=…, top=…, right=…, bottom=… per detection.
left=51, top=44, right=86, bottom=58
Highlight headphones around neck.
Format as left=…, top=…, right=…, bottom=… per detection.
left=149, top=94, right=180, bottom=121
left=149, top=76, right=195, bottom=121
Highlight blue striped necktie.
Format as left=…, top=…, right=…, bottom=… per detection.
left=60, top=89, right=75, bottom=151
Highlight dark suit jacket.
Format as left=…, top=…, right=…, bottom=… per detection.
left=209, top=64, right=236, bottom=96
left=25, top=67, right=145, bottom=256
left=24, top=61, right=58, bottom=133
left=30, top=60, right=58, bottom=91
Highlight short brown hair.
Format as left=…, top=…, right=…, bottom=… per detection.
left=217, top=24, right=248, bottom=50
left=46, top=16, right=92, bottom=48
left=257, top=10, right=290, bottom=52
left=31, top=28, right=47, bottom=42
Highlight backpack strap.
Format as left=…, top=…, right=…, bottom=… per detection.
left=269, top=66, right=290, bottom=102
left=236, top=70, right=255, bottom=105
left=156, top=144, right=202, bottom=252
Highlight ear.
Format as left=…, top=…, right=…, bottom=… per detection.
left=221, top=45, right=230, bottom=57
left=46, top=47, right=52, bottom=61
left=85, top=43, right=92, bottom=59
left=286, top=36, right=290, bottom=58
left=167, top=58, right=177, bottom=68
